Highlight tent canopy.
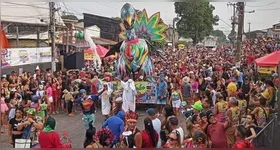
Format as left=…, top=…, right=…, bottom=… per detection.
left=255, top=50, right=280, bottom=66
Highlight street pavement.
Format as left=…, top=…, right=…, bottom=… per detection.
left=0, top=107, right=187, bottom=148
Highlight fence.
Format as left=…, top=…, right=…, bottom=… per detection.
left=251, top=113, right=277, bottom=148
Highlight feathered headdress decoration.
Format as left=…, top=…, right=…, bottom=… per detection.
left=95, top=128, right=115, bottom=146
left=119, top=9, right=167, bottom=42
left=125, top=110, right=139, bottom=123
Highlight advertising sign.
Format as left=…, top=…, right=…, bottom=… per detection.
left=257, top=66, right=277, bottom=74
left=1, top=47, right=52, bottom=68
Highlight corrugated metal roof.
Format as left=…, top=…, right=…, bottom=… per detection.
left=69, top=37, right=117, bottom=48
left=6, top=31, right=61, bottom=40
left=1, top=2, right=64, bottom=26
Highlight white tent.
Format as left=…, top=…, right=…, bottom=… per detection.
left=1, top=2, right=64, bottom=26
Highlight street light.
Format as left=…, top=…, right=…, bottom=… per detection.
left=245, top=10, right=255, bottom=13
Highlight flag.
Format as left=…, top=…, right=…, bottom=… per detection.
left=0, top=27, right=10, bottom=48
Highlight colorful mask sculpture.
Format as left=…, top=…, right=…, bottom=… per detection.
left=105, top=3, right=167, bottom=78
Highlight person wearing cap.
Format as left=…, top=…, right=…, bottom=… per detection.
left=146, top=108, right=161, bottom=148
left=76, top=89, right=100, bottom=132
left=206, top=113, right=229, bottom=148
left=157, top=73, right=168, bottom=114
left=191, top=101, right=203, bottom=115
left=62, top=89, right=74, bottom=116
left=181, top=77, right=192, bottom=105
left=17, top=108, right=44, bottom=146
left=112, top=97, right=125, bottom=121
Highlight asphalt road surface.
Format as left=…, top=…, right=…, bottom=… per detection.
left=1, top=107, right=187, bottom=148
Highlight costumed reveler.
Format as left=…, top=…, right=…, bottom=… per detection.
left=122, top=110, right=142, bottom=148
left=77, top=89, right=99, bottom=132
left=117, top=78, right=137, bottom=112
left=104, top=3, right=167, bottom=81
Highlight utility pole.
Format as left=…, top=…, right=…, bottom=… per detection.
left=172, top=18, right=176, bottom=47
left=66, top=28, right=69, bottom=53
left=36, top=27, right=40, bottom=47
left=248, top=22, right=251, bottom=39
left=0, top=2, right=2, bottom=133
left=16, top=26, right=19, bottom=47
left=228, top=2, right=237, bottom=49
left=235, top=2, right=245, bottom=65
left=49, top=2, right=56, bottom=73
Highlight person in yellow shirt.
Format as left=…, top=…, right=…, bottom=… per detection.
left=227, top=80, right=237, bottom=97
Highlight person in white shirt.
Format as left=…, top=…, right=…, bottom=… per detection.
left=118, top=78, right=137, bottom=112
left=169, top=116, right=184, bottom=145
left=146, top=108, right=161, bottom=148
left=100, top=82, right=113, bottom=119
left=209, top=83, right=217, bottom=106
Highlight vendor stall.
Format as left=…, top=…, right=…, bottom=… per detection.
left=255, top=51, right=280, bottom=74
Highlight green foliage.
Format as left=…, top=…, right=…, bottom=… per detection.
left=211, top=30, right=227, bottom=43
left=228, top=30, right=237, bottom=44
left=150, top=40, right=166, bottom=49
left=61, top=15, right=78, bottom=20
left=174, top=2, right=219, bottom=44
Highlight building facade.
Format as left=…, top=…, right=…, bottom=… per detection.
left=83, top=13, right=121, bottom=42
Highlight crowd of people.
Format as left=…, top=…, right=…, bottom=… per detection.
left=0, top=37, right=279, bottom=148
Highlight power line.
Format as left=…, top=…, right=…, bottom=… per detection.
left=96, top=2, right=119, bottom=10
left=2, top=2, right=49, bottom=9
left=255, top=7, right=280, bottom=11
left=219, top=18, right=232, bottom=28
left=246, top=2, right=276, bottom=7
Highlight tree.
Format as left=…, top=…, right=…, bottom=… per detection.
left=211, top=30, right=227, bottom=43
left=61, top=14, right=78, bottom=20
left=150, top=40, right=166, bottom=49
left=174, top=2, right=219, bottom=44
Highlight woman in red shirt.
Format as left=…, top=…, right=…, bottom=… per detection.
left=141, top=117, right=158, bottom=148
left=52, top=78, right=59, bottom=114
left=232, top=125, right=254, bottom=148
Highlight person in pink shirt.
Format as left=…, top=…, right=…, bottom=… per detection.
left=207, top=113, right=229, bottom=148
left=46, top=82, right=53, bottom=115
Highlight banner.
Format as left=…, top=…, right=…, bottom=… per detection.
left=113, top=81, right=158, bottom=104
left=135, top=82, right=157, bottom=104
left=84, top=51, right=93, bottom=61
left=257, top=66, right=277, bottom=74
left=1, top=47, right=52, bottom=68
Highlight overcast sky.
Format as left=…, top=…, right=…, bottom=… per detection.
left=64, top=1, right=280, bottom=36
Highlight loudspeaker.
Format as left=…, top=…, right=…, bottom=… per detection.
left=64, top=52, right=85, bottom=69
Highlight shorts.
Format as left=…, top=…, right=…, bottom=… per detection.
left=157, top=97, right=167, bottom=105
left=172, top=100, right=181, bottom=108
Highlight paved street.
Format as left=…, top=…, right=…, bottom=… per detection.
left=1, top=107, right=186, bottom=148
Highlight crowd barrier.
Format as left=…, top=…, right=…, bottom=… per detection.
left=251, top=113, right=277, bottom=148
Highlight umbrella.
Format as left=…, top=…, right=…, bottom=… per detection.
left=96, top=45, right=109, bottom=58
